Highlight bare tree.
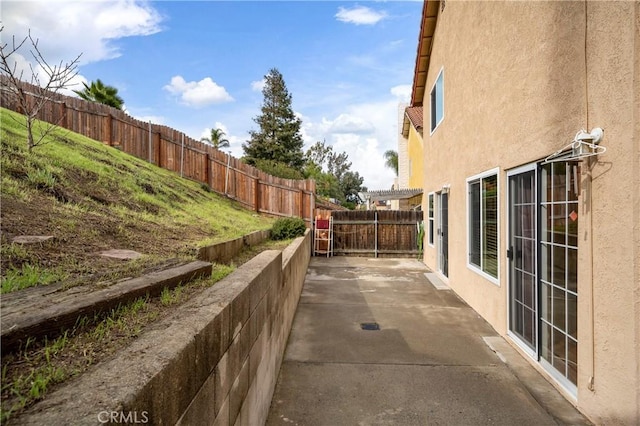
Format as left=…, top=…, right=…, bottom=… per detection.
left=0, top=27, right=82, bottom=150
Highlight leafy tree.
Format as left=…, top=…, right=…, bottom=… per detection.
left=243, top=68, right=304, bottom=170
left=201, top=127, right=230, bottom=149
left=73, top=79, right=124, bottom=110
left=304, top=140, right=366, bottom=206
left=327, top=150, right=351, bottom=183
left=340, top=170, right=366, bottom=202
left=306, top=139, right=333, bottom=168
left=384, top=150, right=399, bottom=176
left=0, top=27, right=81, bottom=151
left=304, top=161, right=342, bottom=200
left=253, top=159, right=304, bottom=180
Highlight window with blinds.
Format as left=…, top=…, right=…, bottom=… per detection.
left=468, top=172, right=498, bottom=280
left=430, top=69, right=444, bottom=132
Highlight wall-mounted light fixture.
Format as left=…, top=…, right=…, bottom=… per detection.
left=543, top=128, right=606, bottom=164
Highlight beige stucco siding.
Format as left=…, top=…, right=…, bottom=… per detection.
left=420, top=1, right=639, bottom=423
left=407, top=125, right=424, bottom=189
left=576, top=2, right=639, bottom=423
left=423, top=0, right=587, bottom=331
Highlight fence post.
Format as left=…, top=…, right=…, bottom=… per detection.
left=374, top=211, right=378, bottom=258
left=309, top=180, right=315, bottom=226
left=180, top=133, right=185, bottom=178
left=254, top=177, right=260, bottom=213
left=207, top=154, right=213, bottom=189
left=106, top=114, right=114, bottom=146
left=148, top=121, right=152, bottom=163
left=156, top=133, right=163, bottom=167
left=299, top=189, right=303, bottom=218
left=224, top=153, right=231, bottom=196
left=61, top=102, right=68, bottom=130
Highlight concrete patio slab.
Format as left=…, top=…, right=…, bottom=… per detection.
left=267, top=257, right=591, bottom=425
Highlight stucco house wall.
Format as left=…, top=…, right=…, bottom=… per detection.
left=419, top=1, right=638, bottom=423
left=407, top=124, right=424, bottom=189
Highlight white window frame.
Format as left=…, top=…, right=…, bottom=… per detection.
left=466, top=167, right=500, bottom=285
left=506, top=162, right=538, bottom=359
left=427, top=192, right=435, bottom=247
left=430, top=67, right=444, bottom=134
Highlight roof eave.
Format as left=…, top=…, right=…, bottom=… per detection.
left=410, top=1, right=440, bottom=107
left=401, top=115, right=411, bottom=138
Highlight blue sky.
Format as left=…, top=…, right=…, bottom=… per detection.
left=2, top=0, right=422, bottom=190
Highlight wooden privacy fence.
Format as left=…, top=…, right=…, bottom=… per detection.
left=0, top=77, right=316, bottom=223
left=316, top=210, right=424, bottom=258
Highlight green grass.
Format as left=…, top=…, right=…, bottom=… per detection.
left=1, top=108, right=273, bottom=233
left=0, top=263, right=244, bottom=423
left=212, top=264, right=236, bottom=281
left=0, top=107, right=275, bottom=292
left=0, top=108, right=288, bottom=423
left=1, top=264, right=67, bottom=293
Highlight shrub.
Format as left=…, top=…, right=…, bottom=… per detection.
left=271, top=217, right=306, bottom=240
left=253, top=159, right=304, bottom=180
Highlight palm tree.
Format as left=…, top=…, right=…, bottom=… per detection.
left=383, top=150, right=398, bottom=176
left=201, top=127, right=230, bottom=149
left=73, top=79, right=124, bottom=110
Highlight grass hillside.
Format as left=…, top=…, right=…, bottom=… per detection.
left=0, top=108, right=290, bottom=422
left=0, top=107, right=274, bottom=293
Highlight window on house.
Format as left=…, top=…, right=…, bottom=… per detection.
left=467, top=171, right=498, bottom=280
left=430, top=69, right=444, bottom=132
left=428, top=192, right=435, bottom=246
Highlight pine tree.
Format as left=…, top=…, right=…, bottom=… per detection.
left=243, top=68, right=305, bottom=169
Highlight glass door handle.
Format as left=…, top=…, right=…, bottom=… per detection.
left=506, top=247, right=514, bottom=260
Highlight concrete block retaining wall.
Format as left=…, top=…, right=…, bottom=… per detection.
left=18, top=230, right=311, bottom=425
left=198, top=230, right=271, bottom=264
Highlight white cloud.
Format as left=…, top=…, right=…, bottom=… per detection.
left=1, top=1, right=163, bottom=65
left=251, top=79, right=266, bottom=92
left=324, top=114, right=375, bottom=135
left=331, top=134, right=395, bottom=191
left=335, top=6, right=387, bottom=26
left=301, top=99, right=402, bottom=191
left=163, top=76, right=234, bottom=108
left=1, top=1, right=162, bottom=96
left=391, top=85, right=412, bottom=102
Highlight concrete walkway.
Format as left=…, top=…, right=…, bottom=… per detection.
left=267, top=257, right=590, bottom=426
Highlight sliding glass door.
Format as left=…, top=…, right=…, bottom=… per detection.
left=508, top=162, right=579, bottom=395
left=539, top=162, right=579, bottom=392
left=508, top=167, right=537, bottom=353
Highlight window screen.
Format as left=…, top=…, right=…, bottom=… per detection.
left=430, top=70, right=444, bottom=132
left=468, top=173, right=498, bottom=278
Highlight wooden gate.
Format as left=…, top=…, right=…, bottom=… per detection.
left=316, top=210, right=424, bottom=258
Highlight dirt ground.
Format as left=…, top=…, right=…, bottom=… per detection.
left=0, top=198, right=287, bottom=422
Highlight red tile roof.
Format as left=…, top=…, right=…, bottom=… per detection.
left=405, top=106, right=423, bottom=130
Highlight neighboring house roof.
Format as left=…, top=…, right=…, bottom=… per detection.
left=362, top=188, right=424, bottom=202
left=402, top=106, right=424, bottom=137
left=410, top=1, right=440, bottom=107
